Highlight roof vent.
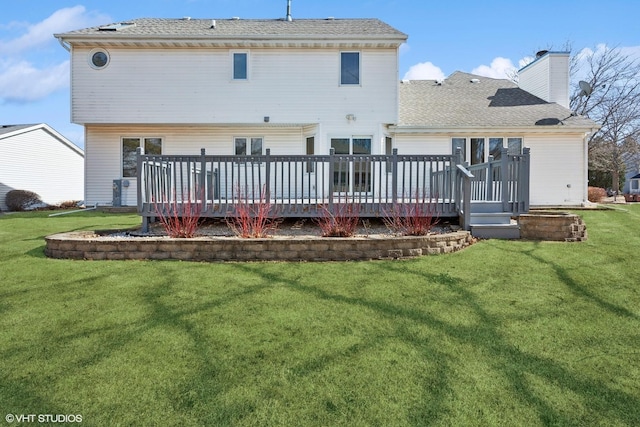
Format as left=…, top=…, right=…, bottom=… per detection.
left=98, top=22, right=136, bottom=31
left=286, top=0, right=293, bottom=21
left=435, top=79, right=444, bottom=85
left=470, top=78, right=480, bottom=84
left=401, top=79, right=410, bottom=84
left=232, top=17, right=240, bottom=20
left=183, top=17, right=191, bottom=21
left=211, top=20, right=216, bottom=29
left=327, top=17, right=335, bottom=20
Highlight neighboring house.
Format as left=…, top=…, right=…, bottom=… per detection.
left=0, top=124, right=84, bottom=211
left=54, top=18, right=597, bottom=209
left=391, top=53, right=598, bottom=207
left=623, top=152, right=640, bottom=195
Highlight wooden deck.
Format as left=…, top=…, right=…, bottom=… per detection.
left=136, top=147, right=530, bottom=231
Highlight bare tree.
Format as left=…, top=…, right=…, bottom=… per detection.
left=569, top=45, right=640, bottom=195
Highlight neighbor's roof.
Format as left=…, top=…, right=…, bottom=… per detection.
left=398, top=72, right=598, bottom=130
left=0, top=124, right=35, bottom=136
left=55, top=18, right=407, bottom=46
left=0, top=124, right=84, bottom=156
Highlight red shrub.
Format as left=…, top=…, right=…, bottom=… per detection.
left=383, top=197, right=439, bottom=236
left=588, top=186, right=607, bottom=203
left=154, top=188, right=203, bottom=238
left=226, top=185, right=279, bottom=238
left=315, top=202, right=360, bottom=237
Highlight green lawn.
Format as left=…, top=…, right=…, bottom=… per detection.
left=1, top=207, right=639, bottom=426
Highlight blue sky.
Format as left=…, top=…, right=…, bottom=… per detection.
left=1, top=0, right=639, bottom=148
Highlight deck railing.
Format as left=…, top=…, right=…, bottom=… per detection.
left=136, top=146, right=530, bottom=230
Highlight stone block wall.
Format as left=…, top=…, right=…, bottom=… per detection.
left=518, top=213, right=587, bottom=242
left=45, top=231, right=475, bottom=262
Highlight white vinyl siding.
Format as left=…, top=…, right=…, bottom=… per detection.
left=84, top=125, right=307, bottom=206
left=0, top=126, right=84, bottom=210
left=525, top=134, right=585, bottom=206
left=518, top=52, right=570, bottom=108
left=71, top=47, right=398, bottom=127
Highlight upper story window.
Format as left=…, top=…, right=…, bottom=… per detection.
left=122, top=137, right=162, bottom=178
left=340, top=52, right=360, bottom=85
left=232, top=51, right=248, bottom=80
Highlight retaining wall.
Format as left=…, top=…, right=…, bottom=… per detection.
left=45, top=231, right=474, bottom=262
left=518, top=212, right=587, bottom=242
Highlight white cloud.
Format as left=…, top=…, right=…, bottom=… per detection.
left=0, top=6, right=111, bottom=54
left=471, top=57, right=517, bottom=79
left=0, top=7, right=111, bottom=103
left=0, top=60, right=69, bottom=102
left=403, top=61, right=446, bottom=80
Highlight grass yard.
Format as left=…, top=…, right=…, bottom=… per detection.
left=1, top=207, right=639, bottom=426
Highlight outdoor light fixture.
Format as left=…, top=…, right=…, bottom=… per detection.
left=345, top=114, right=356, bottom=121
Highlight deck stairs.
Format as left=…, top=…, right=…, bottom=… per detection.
left=469, top=201, right=521, bottom=239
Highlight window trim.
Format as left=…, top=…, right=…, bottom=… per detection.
left=231, top=50, right=250, bottom=81
left=89, top=48, right=110, bottom=69
left=452, top=136, right=524, bottom=164
left=305, top=136, right=315, bottom=173
left=121, top=136, right=163, bottom=178
left=340, top=51, right=361, bottom=86
left=234, top=136, right=264, bottom=156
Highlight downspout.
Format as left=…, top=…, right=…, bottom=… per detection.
left=583, top=129, right=593, bottom=205
left=57, top=36, right=71, bottom=52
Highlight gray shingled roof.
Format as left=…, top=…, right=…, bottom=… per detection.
left=399, top=72, right=597, bottom=129
left=56, top=17, right=407, bottom=41
left=0, top=124, right=36, bottom=137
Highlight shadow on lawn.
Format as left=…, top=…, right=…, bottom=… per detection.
left=230, top=262, right=640, bottom=426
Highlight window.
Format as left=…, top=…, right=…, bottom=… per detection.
left=507, top=138, right=523, bottom=155
left=452, top=138, right=466, bottom=161
left=234, top=137, right=263, bottom=155
left=385, top=136, right=393, bottom=173
left=306, top=136, right=315, bottom=173
left=470, top=138, right=485, bottom=165
left=331, top=136, right=372, bottom=193
left=232, top=52, right=248, bottom=80
left=489, top=138, right=504, bottom=160
left=122, top=137, right=162, bottom=177
left=340, top=52, right=360, bottom=85
left=89, top=48, right=110, bottom=69
left=452, top=137, right=523, bottom=164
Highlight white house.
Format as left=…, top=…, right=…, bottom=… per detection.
left=55, top=17, right=597, bottom=211
left=0, top=124, right=84, bottom=211
left=55, top=17, right=407, bottom=207
left=392, top=53, right=598, bottom=207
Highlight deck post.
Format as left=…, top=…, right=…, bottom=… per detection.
left=200, top=148, right=206, bottom=211
left=487, top=155, right=494, bottom=201
left=136, top=147, right=149, bottom=232
left=501, top=147, right=509, bottom=212
left=391, top=148, right=398, bottom=203
left=328, top=148, right=335, bottom=212
left=522, top=147, right=531, bottom=212
left=265, top=149, right=271, bottom=202
left=136, top=147, right=143, bottom=212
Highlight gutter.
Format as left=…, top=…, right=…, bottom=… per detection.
left=56, top=36, right=71, bottom=52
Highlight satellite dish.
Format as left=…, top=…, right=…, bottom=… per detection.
left=579, top=80, right=593, bottom=97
